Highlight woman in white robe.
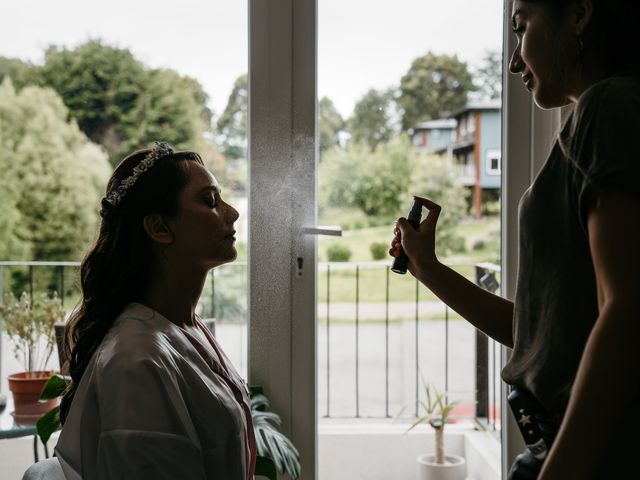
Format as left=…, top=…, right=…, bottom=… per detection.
left=55, top=142, right=255, bottom=479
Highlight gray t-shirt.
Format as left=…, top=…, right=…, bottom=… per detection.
left=502, top=76, right=640, bottom=415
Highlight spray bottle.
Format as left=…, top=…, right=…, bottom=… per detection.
left=390, top=198, right=423, bottom=274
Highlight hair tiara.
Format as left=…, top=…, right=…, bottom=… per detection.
left=103, top=142, right=175, bottom=209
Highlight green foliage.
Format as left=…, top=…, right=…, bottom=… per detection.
left=251, top=393, right=301, bottom=479
left=34, top=41, right=212, bottom=166
left=0, top=78, right=111, bottom=260
left=473, top=49, right=503, bottom=101
left=0, top=56, right=37, bottom=90
left=127, top=68, right=205, bottom=153
left=326, top=244, right=352, bottom=262
left=398, top=52, right=475, bottom=130
left=369, top=242, right=388, bottom=260
left=318, top=96, right=345, bottom=155
left=320, top=138, right=412, bottom=216
left=216, top=74, right=247, bottom=160
left=472, top=239, right=486, bottom=251
left=409, top=154, right=468, bottom=256
left=0, top=292, right=65, bottom=372
left=36, top=41, right=146, bottom=162
left=348, top=88, right=398, bottom=152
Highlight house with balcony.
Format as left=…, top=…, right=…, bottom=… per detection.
left=451, top=100, right=501, bottom=218
left=411, top=118, right=457, bottom=155
left=411, top=101, right=502, bottom=218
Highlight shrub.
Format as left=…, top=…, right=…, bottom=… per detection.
left=446, top=236, right=467, bottom=254
left=370, top=242, right=388, bottom=260
left=327, top=244, right=352, bottom=262
left=472, top=239, right=486, bottom=251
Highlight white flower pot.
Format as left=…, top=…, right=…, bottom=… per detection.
left=417, top=454, right=466, bottom=480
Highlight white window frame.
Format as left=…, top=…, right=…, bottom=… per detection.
left=249, top=0, right=317, bottom=477
left=486, top=149, right=502, bottom=175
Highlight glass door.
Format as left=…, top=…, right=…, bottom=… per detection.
left=317, top=1, right=504, bottom=478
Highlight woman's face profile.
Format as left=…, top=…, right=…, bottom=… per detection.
left=509, top=1, right=576, bottom=109
left=166, top=161, right=240, bottom=269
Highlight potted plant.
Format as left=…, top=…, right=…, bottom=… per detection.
left=399, top=381, right=467, bottom=480
left=0, top=291, right=64, bottom=424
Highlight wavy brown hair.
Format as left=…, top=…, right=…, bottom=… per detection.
left=60, top=145, right=204, bottom=424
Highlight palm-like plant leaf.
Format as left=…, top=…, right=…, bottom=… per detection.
left=251, top=393, right=301, bottom=479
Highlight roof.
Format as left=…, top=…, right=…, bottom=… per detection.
left=413, top=118, right=457, bottom=130
left=451, top=99, right=502, bottom=118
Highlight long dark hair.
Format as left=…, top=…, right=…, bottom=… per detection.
left=60, top=145, right=204, bottom=424
left=521, top=0, right=640, bottom=76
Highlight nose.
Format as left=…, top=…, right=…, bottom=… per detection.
left=226, top=202, right=240, bottom=224
left=509, top=43, right=524, bottom=74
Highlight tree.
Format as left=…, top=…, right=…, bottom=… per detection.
left=473, top=50, right=503, bottom=101
left=348, top=88, right=398, bottom=152
left=36, top=41, right=146, bottom=161
left=320, top=138, right=413, bottom=216
left=318, top=96, right=345, bottom=155
left=35, top=41, right=213, bottom=166
left=0, top=56, right=36, bottom=91
left=398, top=52, right=475, bottom=131
left=216, top=74, right=247, bottom=160
left=0, top=78, right=111, bottom=260
left=125, top=68, right=207, bottom=160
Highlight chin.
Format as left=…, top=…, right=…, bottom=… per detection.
left=532, top=85, right=573, bottom=110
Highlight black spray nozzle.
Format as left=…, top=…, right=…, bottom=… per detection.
left=391, top=198, right=422, bottom=275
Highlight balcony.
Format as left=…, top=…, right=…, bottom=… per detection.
left=0, top=261, right=502, bottom=479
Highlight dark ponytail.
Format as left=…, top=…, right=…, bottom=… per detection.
left=60, top=146, right=204, bottom=424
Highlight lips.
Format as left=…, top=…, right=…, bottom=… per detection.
left=224, top=230, right=236, bottom=241
left=522, top=73, right=533, bottom=91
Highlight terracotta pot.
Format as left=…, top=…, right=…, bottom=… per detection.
left=8, top=371, right=58, bottom=425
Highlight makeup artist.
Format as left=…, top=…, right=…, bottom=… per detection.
left=392, top=1, right=640, bottom=478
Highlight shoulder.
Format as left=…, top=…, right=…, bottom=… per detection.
left=96, top=304, right=183, bottom=379
left=575, top=75, right=640, bottom=119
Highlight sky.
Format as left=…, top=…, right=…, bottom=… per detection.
left=0, top=0, right=504, bottom=118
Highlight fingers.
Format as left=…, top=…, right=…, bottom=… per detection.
left=413, top=196, right=442, bottom=231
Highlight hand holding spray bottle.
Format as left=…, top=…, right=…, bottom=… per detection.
left=390, top=198, right=423, bottom=274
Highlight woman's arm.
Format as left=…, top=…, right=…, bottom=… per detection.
left=396, top=197, right=514, bottom=347
left=539, top=192, right=640, bottom=479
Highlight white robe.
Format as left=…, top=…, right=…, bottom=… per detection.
left=55, top=303, right=252, bottom=480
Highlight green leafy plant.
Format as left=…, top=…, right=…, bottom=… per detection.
left=397, top=379, right=459, bottom=465
left=369, top=242, right=388, bottom=260
left=250, top=387, right=301, bottom=479
left=0, top=292, right=64, bottom=372
left=326, top=244, right=352, bottom=262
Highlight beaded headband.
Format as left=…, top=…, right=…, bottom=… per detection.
left=103, top=142, right=174, bottom=208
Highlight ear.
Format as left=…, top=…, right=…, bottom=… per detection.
left=142, top=214, right=174, bottom=245
left=570, top=0, right=594, bottom=35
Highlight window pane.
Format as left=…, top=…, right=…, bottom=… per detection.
left=0, top=3, right=248, bottom=464
left=318, top=1, right=503, bottom=477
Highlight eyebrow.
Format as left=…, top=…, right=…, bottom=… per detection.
left=198, top=185, right=220, bottom=194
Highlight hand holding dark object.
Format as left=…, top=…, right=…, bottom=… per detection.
left=390, top=196, right=442, bottom=276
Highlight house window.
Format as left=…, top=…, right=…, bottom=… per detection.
left=486, top=149, right=501, bottom=175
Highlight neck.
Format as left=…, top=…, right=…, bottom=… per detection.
left=568, top=51, right=608, bottom=103
left=138, top=259, right=209, bottom=327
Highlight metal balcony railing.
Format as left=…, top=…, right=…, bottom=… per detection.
left=0, top=260, right=502, bottom=431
